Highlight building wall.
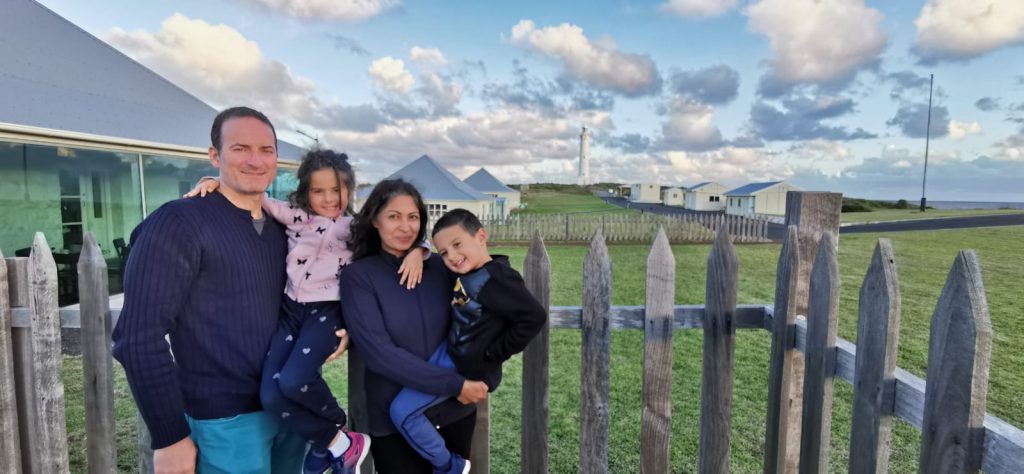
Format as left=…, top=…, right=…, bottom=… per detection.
left=629, top=183, right=660, bottom=203
left=754, top=183, right=798, bottom=215
left=726, top=195, right=756, bottom=216
left=685, top=183, right=727, bottom=211
left=0, top=138, right=298, bottom=305
left=662, top=188, right=685, bottom=206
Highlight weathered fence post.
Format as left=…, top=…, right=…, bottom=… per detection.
left=849, top=239, right=901, bottom=474
left=470, top=398, right=490, bottom=474
left=348, top=349, right=373, bottom=474
left=27, top=233, right=69, bottom=472
left=919, top=250, right=992, bottom=473
left=136, top=413, right=153, bottom=474
left=699, top=226, right=739, bottom=474
left=0, top=252, right=23, bottom=474
left=79, top=234, right=116, bottom=473
left=581, top=229, right=612, bottom=473
left=768, top=191, right=842, bottom=473
left=764, top=226, right=800, bottom=474
left=641, top=226, right=675, bottom=473
left=799, top=231, right=840, bottom=473
left=521, top=232, right=551, bottom=474
left=8, top=257, right=37, bottom=473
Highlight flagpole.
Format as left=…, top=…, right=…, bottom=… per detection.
left=920, top=74, right=933, bottom=212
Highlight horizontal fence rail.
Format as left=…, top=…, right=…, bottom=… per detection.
left=3, top=192, right=1024, bottom=473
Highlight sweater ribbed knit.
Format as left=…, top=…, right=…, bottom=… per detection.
left=112, top=192, right=287, bottom=449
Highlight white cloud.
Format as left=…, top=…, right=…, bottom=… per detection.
left=245, top=0, right=399, bottom=22
left=326, top=107, right=612, bottom=182
left=417, top=71, right=463, bottom=116
left=746, top=0, right=886, bottom=85
left=948, top=120, right=982, bottom=140
left=368, top=57, right=414, bottom=93
left=996, top=130, right=1024, bottom=161
left=105, top=14, right=318, bottom=122
left=510, top=20, right=662, bottom=96
left=660, top=0, right=738, bottom=18
left=914, top=0, right=1024, bottom=62
left=409, top=46, right=447, bottom=65
left=659, top=97, right=724, bottom=151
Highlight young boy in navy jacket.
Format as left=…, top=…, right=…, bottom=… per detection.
left=389, top=209, right=547, bottom=474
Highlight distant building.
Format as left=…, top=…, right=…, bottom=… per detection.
left=629, top=183, right=661, bottom=203
left=662, top=187, right=686, bottom=207
left=357, top=155, right=494, bottom=221
left=0, top=0, right=302, bottom=305
left=685, top=182, right=728, bottom=211
left=463, top=168, right=520, bottom=218
left=724, top=181, right=801, bottom=216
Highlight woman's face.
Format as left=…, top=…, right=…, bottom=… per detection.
left=372, top=194, right=421, bottom=257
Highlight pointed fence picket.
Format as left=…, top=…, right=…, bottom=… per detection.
left=2, top=192, right=1024, bottom=473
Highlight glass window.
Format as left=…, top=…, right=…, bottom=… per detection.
left=0, top=141, right=143, bottom=305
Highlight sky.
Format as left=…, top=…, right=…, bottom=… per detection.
left=38, top=0, right=1024, bottom=202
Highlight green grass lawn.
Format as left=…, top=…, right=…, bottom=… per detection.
left=61, top=226, right=1024, bottom=472
left=841, top=207, right=1024, bottom=223
left=518, top=189, right=635, bottom=215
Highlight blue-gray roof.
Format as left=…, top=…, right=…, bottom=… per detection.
left=688, top=182, right=713, bottom=191
left=464, top=168, right=515, bottom=193
left=0, top=0, right=301, bottom=161
left=725, top=181, right=784, bottom=196
left=381, top=155, right=491, bottom=201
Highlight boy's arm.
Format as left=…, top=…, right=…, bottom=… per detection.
left=476, top=266, right=548, bottom=363
left=111, top=209, right=201, bottom=449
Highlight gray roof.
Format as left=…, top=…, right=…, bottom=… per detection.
left=0, top=0, right=301, bottom=161
left=464, top=168, right=515, bottom=193
left=382, top=155, right=491, bottom=201
left=688, top=182, right=713, bottom=191
left=725, top=181, right=784, bottom=196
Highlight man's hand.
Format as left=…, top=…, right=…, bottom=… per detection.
left=154, top=436, right=197, bottom=474
left=457, top=380, right=488, bottom=405
left=325, top=329, right=350, bottom=363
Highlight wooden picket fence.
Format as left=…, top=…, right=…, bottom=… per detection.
left=2, top=192, right=1024, bottom=473
left=430, top=211, right=771, bottom=244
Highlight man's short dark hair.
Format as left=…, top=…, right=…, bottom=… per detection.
left=211, top=107, right=277, bottom=152
left=432, top=208, right=483, bottom=237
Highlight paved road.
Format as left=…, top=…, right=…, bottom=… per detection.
left=601, top=196, right=1024, bottom=241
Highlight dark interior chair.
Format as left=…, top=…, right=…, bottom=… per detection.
left=113, top=238, right=130, bottom=288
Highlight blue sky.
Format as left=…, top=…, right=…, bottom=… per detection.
left=39, top=0, right=1024, bottom=201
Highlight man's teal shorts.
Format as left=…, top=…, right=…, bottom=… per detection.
left=186, top=411, right=307, bottom=473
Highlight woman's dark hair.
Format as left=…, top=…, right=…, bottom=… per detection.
left=349, top=179, right=428, bottom=261
left=288, top=149, right=355, bottom=216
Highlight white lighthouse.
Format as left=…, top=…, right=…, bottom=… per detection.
left=577, top=125, right=590, bottom=186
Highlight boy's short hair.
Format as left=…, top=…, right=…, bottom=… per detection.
left=432, top=208, right=483, bottom=237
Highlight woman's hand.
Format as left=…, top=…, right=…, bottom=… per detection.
left=182, top=177, right=219, bottom=198
left=457, top=380, right=488, bottom=405
left=397, top=247, right=426, bottom=289
left=324, top=329, right=350, bottom=363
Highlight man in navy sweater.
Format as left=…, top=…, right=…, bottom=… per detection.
left=113, top=107, right=341, bottom=473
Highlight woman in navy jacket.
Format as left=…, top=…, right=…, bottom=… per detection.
left=340, top=179, right=489, bottom=473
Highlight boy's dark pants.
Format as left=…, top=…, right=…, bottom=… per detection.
left=259, top=296, right=346, bottom=450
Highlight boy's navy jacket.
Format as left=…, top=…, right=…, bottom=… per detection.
left=447, top=255, right=547, bottom=391
left=340, top=252, right=474, bottom=436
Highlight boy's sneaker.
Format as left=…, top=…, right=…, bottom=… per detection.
left=302, top=432, right=371, bottom=474
left=434, top=453, right=471, bottom=474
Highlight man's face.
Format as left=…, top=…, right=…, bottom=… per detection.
left=432, top=224, right=490, bottom=274
left=209, top=116, right=278, bottom=196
